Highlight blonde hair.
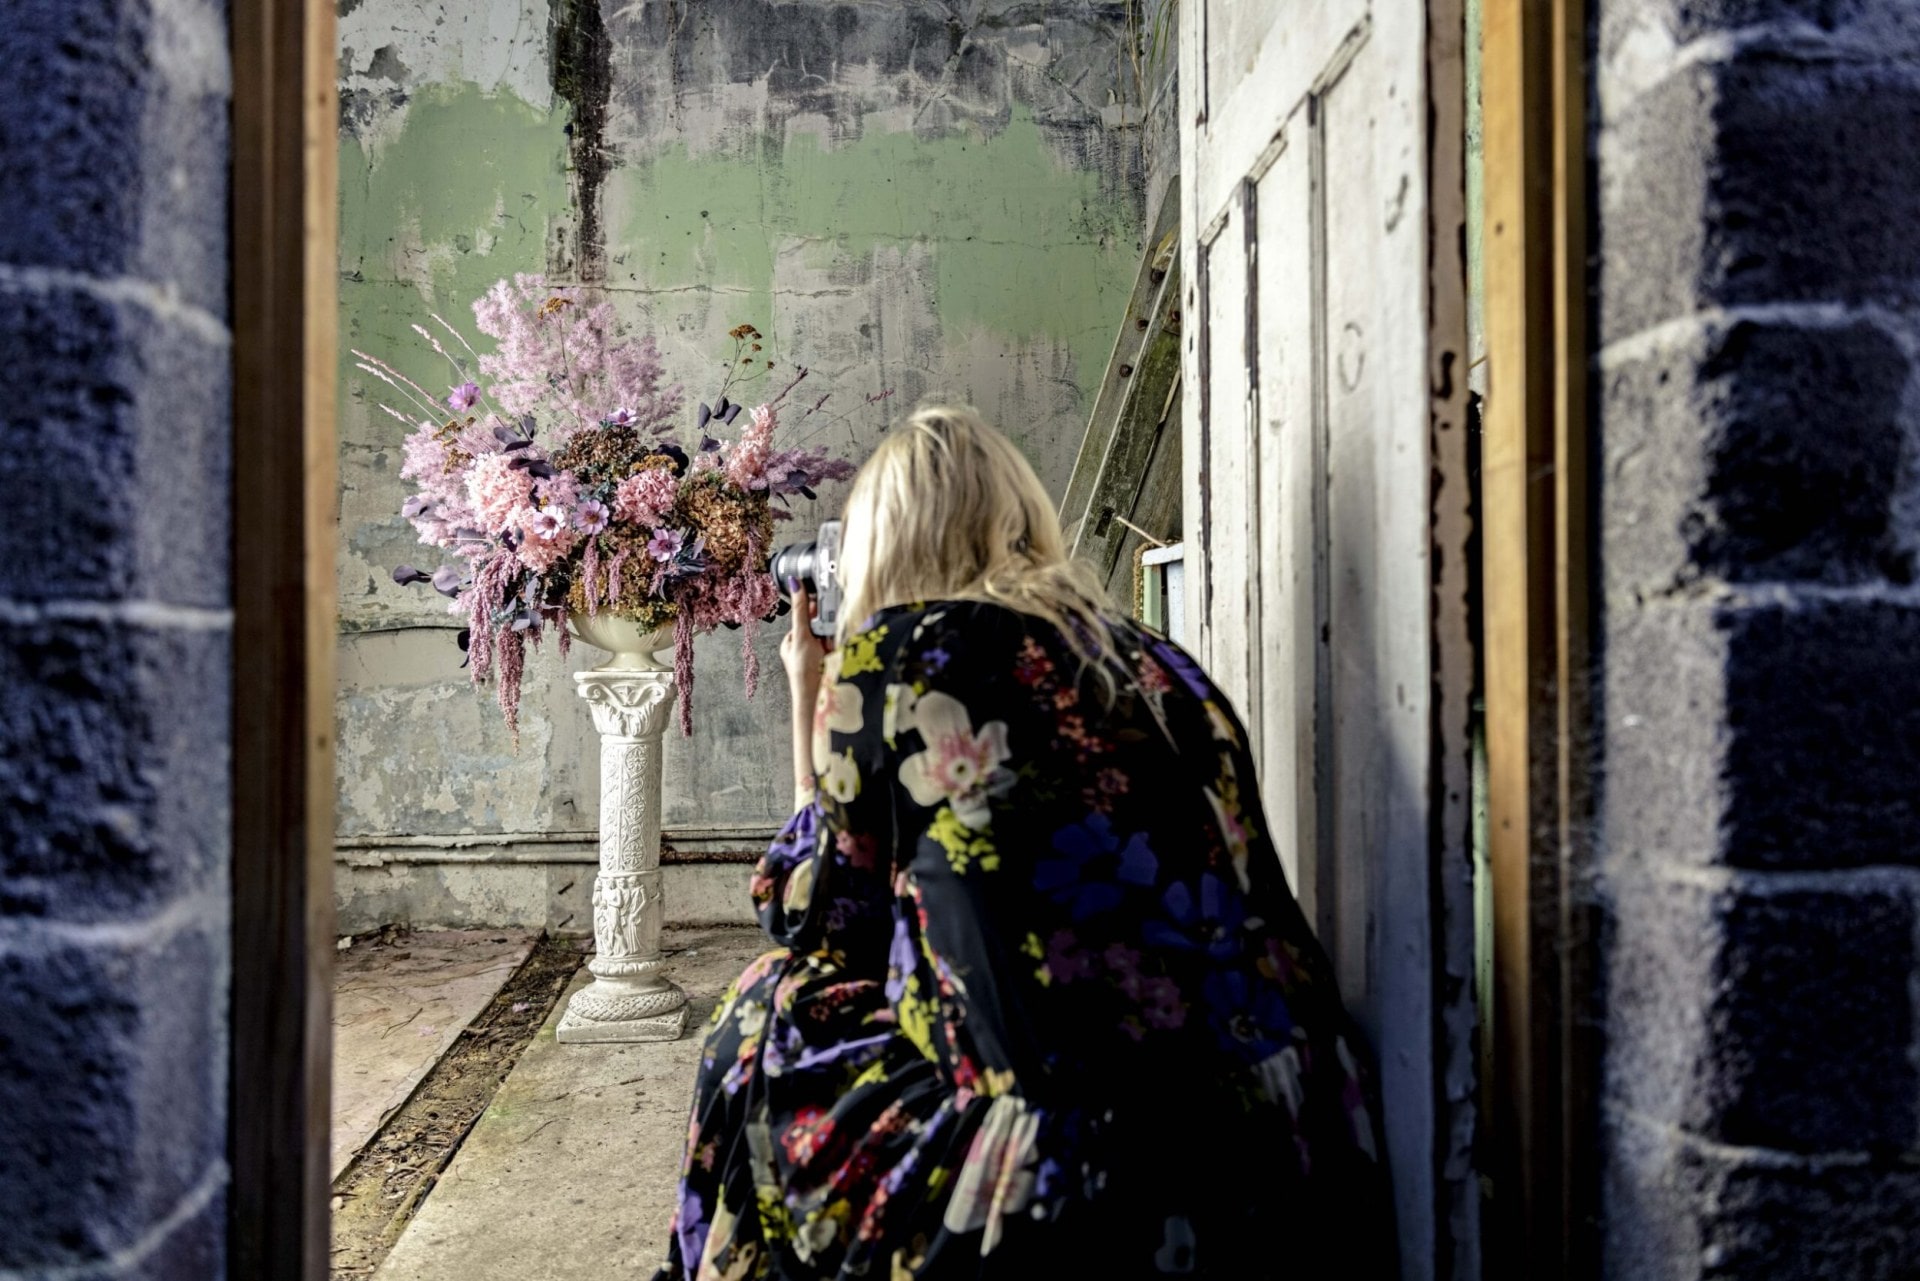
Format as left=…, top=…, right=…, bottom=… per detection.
left=837, top=406, right=1119, bottom=688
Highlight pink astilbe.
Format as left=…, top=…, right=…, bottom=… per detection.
left=465, top=551, right=518, bottom=688
left=581, top=538, right=601, bottom=614
left=613, top=468, right=679, bottom=527
left=495, top=626, right=526, bottom=739
left=741, top=620, right=760, bottom=701
left=673, top=611, right=695, bottom=737
left=468, top=453, right=537, bottom=533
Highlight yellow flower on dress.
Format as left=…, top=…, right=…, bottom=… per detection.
left=897, top=691, right=1009, bottom=829
left=928, top=804, right=1000, bottom=873
left=837, top=624, right=889, bottom=677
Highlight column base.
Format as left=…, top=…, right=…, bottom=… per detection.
left=554, top=976, right=690, bottom=1044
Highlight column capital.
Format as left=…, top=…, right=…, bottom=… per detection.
left=574, top=667, right=675, bottom=740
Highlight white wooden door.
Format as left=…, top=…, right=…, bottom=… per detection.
left=1179, top=2, right=1469, bottom=1274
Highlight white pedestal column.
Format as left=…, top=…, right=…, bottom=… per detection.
left=555, top=667, right=689, bottom=1043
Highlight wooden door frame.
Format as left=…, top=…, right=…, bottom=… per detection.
left=230, top=0, right=338, bottom=1275
left=1479, top=0, right=1596, bottom=1273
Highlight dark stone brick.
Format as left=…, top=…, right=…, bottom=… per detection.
left=1603, top=870, right=1917, bottom=1155
left=1601, top=595, right=1920, bottom=870
left=0, top=922, right=226, bottom=1269
left=0, top=0, right=229, bottom=316
left=1605, top=1113, right=1920, bottom=1280
left=1599, top=56, right=1920, bottom=342
left=1722, top=596, right=1920, bottom=869
left=1599, top=317, right=1911, bottom=592
left=1713, top=881, right=1917, bottom=1151
left=0, top=617, right=229, bottom=922
left=0, top=285, right=231, bottom=609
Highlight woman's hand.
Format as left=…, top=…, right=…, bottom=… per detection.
left=780, top=585, right=831, bottom=700
left=782, top=585, right=831, bottom=806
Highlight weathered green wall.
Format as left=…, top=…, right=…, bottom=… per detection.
left=334, top=0, right=1142, bottom=927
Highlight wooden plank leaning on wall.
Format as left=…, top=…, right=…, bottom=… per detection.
left=230, top=0, right=338, bottom=1275
left=1479, top=0, right=1595, bottom=1274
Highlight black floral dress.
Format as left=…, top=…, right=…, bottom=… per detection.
left=655, top=602, right=1393, bottom=1281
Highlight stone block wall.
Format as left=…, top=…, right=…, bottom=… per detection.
left=0, top=0, right=233, bottom=1275
left=1593, top=1, right=1920, bottom=1275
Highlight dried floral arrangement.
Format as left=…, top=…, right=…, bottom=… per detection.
left=358, top=274, right=864, bottom=736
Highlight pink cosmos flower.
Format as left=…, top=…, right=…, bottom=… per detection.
left=607, top=406, right=636, bottom=426
left=574, top=499, right=610, bottom=534
left=648, top=528, right=685, bottom=561
left=448, top=381, right=480, bottom=412
left=524, top=507, right=568, bottom=541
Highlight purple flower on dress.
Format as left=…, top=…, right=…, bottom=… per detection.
left=648, top=527, right=685, bottom=562
left=1202, top=968, right=1294, bottom=1059
left=447, top=381, right=480, bottom=412
left=573, top=499, right=610, bottom=534
left=1143, top=873, right=1249, bottom=962
left=1034, top=814, right=1158, bottom=920
left=675, top=1188, right=709, bottom=1267
left=886, top=916, right=917, bottom=1003
left=1151, top=639, right=1213, bottom=701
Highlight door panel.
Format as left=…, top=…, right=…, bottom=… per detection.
left=1181, top=4, right=1450, bottom=1275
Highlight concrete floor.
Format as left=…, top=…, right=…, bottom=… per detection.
left=372, top=926, right=770, bottom=1281
left=332, top=929, right=540, bottom=1180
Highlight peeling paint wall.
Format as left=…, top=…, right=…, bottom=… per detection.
left=335, top=0, right=1143, bottom=921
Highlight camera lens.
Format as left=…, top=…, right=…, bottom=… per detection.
left=769, top=540, right=817, bottom=599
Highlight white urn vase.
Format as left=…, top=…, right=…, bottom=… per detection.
left=567, top=611, right=675, bottom=672
left=556, top=611, right=688, bottom=1043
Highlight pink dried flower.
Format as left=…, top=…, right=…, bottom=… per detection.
left=467, top=453, right=536, bottom=533
left=448, top=381, right=480, bottom=411
left=613, top=468, right=679, bottom=527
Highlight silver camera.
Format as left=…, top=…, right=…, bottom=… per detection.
left=770, top=519, right=842, bottom=638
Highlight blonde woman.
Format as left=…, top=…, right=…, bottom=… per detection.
left=654, top=408, right=1391, bottom=1280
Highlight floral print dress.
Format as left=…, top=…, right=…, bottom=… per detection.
left=655, top=602, right=1393, bottom=1281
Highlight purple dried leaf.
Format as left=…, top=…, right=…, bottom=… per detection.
left=432, top=565, right=464, bottom=596
left=392, top=565, right=432, bottom=587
